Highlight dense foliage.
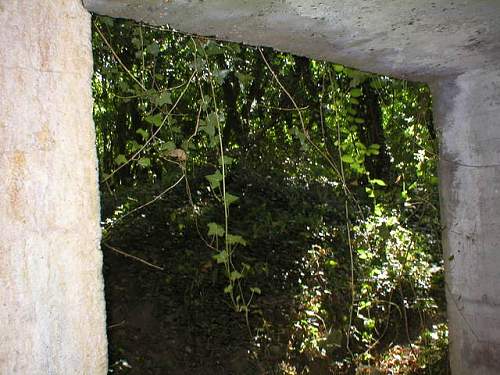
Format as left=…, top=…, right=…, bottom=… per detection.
left=93, top=16, right=447, bottom=374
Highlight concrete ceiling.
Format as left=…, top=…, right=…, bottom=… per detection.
left=83, top=0, right=500, bottom=82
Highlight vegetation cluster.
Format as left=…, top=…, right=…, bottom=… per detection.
left=93, top=16, right=448, bottom=374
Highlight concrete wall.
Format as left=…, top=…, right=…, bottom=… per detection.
left=433, top=69, right=500, bottom=375
left=0, top=0, right=107, bottom=373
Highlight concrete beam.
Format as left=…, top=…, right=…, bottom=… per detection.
left=433, top=69, right=500, bottom=375
left=83, top=0, right=500, bottom=81
left=0, top=1, right=107, bottom=373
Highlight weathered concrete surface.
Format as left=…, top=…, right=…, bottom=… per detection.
left=83, top=0, right=500, bottom=81
left=433, top=69, right=500, bottom=375
left=0, top=0, right=107, bottom=373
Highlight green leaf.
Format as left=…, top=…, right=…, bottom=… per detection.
left=229, top=270, right=243, bottom=281
left=235, top=72, right=253, bottom=86
left=370, top=179, right=386, bottom=186
left=326, top=259, right=338, bottom=268
left=127, top=140, right=141, bottom=152
left=161, top=141, right=176, bottom=152
left=225, top=193, right=239, bottom=206
left=213, top=250, right=228, bottom=264
left=205, top=42, right=225, bottom=56
left=214, top=69, right=230, bottom=84
left=226, top=234, right=247, bottom=246
left=224, top=284, right=233, bottom=294
left=357, top=248, right=370, bottom=260
left=207, top=222, right=225, bottom=237
left=146, top=42, right=160, bottom=56
left=341, top=155, right=355, bottom=164
left=100, top=17, right=114, bottom=27
left=114, top=154, right=127, bottom=165
left=136, top=128, right=149, bottom=141
left=205, top=170, right=223, bottom=189
left=250, top=287, right=262, bottom=295
left=145, top=113, right=163, bottom=127
left=333, top=64, right=344, bottom=72
left=350, top=88, right=362, bottom=97
left=219, top=155, right=235, bottom=166
left=137, top=157, right=151, bottom=168
left=156, top=92, right=172, bottom=106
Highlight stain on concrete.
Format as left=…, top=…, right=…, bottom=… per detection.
left=7, top=150, right=27, bottom=221
left=35, top=122, right=55, bottom=150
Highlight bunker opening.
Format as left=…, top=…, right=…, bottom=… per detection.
left=93, top=16, right=447, bottom=374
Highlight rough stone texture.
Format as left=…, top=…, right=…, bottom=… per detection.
left=433, top=69, right=500, bottom=375
left=83, top=0, right=500, bottom=81
left=0, top=0, right=108, bottom=373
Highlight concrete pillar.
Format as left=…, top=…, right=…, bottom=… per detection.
left=433, top=69, right=500, bottom=375
left=0, top=1, right=107, bottom=373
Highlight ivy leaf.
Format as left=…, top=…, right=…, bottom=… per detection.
left=146, top=42, right=160, bottom=56
left=229, top=270, right=243, bottom=281
left=370, top=179, right=386, bottom=186
left=219, top=155, right=234, bottom=166
left=114, top=154, right=127, bottom=165
left=226, top=234, right=247, bottom=246
left=214, top=69, right=230, bottom=84
left=357, top=248, right=370, bottom=260
left=156, top=92, right=172, bottom=106
left=350, top=88, right=362, bottom=97
left=161, top=141, right=176, bottom=153
left=145, top=113, right=163, bottom=127
left=205, top=170, right=223, bottom=189
left=341, top=155, right=355, bottom=164
left=127, top=140, right=141, bottom=152
left=137, top=157, right=151, bottom=168
left=205, top=42, right=225, bottom=56
left=136, top=128, right=149, bottom=141
left=225, top=193, right=239, bottom=206
left=100, top=17, right=114, bottom=27
left=213, top=250, right=228, bottom=264
left=207, top=222, right=225, bottom=237
left=235, top=72, right=253, bottom=86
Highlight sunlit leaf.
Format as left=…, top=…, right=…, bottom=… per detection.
left=205, top=170, right=223, bottom=189
left=225, top=193, right=239, bottom=206
left=350, top=88, right=362, bottom=97
left=207, top=222, right=225, bottom=237
left=145, top=113, right=163, bottom=127
left=114, top=154, right=127, bottom=165
left=226, top=234, right=247, bottom=246
left=137, top=157, right=151, bottom=168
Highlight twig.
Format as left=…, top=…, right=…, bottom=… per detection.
left=102, top=71, right=196, bottom=183
left=103, top=243, right=164, bottom=271
left=105, top=174, right=185, bottom=232
left=94, top=22, right=147, bottom=91
left=108, top=320, right=126, bottom=329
